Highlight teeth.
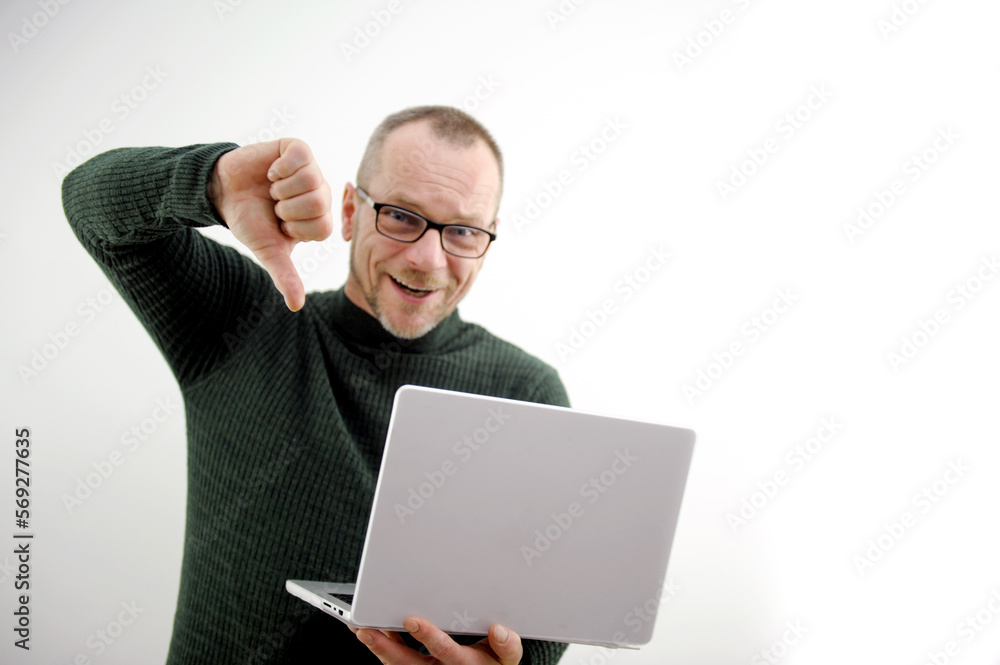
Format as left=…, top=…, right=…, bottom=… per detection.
left=392, top=276, right=432, bottom=293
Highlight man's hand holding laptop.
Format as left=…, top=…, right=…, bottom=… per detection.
left=352, top=617, right=522, bottom=664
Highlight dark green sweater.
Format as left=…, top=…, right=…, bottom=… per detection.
left=62, top=144, right=570, bottom=665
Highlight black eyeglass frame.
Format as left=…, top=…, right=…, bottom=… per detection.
left=355, top=186, right=497, bottom=259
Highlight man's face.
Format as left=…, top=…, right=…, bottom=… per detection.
left=341, top=121, right=501, bottom=339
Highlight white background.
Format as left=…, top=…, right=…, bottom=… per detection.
left=2, top=0, right=1000, bottom=663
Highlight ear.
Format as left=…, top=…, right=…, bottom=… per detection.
left=341, top=182, right=357, bottom=241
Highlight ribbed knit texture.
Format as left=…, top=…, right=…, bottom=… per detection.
left=62, top=144, right=570, bottom=665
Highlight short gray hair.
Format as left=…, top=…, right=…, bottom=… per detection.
left=356, top=105, right=504, bottom=209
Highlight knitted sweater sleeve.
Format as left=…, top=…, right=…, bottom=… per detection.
left=61, top=143, right=281, bottom=389
left=523, top=637, right=570, bottom=665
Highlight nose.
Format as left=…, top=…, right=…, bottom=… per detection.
left=401, top=227, right=448, bottom=270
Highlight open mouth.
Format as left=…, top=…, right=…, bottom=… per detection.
left=390, top=275, right=436, bottom=299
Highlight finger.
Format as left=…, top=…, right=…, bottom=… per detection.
left=487, top=624, right=522, bottom=665
left=268, top=162, right=326, bottom=201
left=274, top=190, right=333, bottom=228
left=268, top=138, right=313, bottom=181
left=356, top=627, right=427, bottom=664
left=404, top=617, right=465, bottom=664
left=252, top=243, right=305, bottom=312
left=380, top=629, right=407, bottom=645
left=278, top=214, right=335, bottom=242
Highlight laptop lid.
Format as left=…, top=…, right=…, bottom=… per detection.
left=350, top=384, right=695, bottom=647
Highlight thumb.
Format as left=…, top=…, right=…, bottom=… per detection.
left=488, top=624, right=522, bottom=665
left=253, top=242, right=305, bottom=312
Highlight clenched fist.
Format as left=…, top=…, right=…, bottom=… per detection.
left=208, top=138, right=333, bottom=311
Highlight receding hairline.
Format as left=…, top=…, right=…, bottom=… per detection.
left=356, top=106, right=504, bottom=211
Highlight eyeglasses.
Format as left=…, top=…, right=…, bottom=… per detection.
left=356, top=186, right=497, bottom=259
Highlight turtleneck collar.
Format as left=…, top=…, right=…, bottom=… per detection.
left=323, top=287, right=465, bottom=354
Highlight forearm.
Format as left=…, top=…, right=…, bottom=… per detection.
left=61, top=142, right=279, bottom=388
left=62, top=143, right=238, bottom=248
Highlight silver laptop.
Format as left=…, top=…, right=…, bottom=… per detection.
left=286, top=384, right=695, bottom=648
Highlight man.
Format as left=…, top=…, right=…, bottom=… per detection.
left=63, top=106, right=570, bottom=664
